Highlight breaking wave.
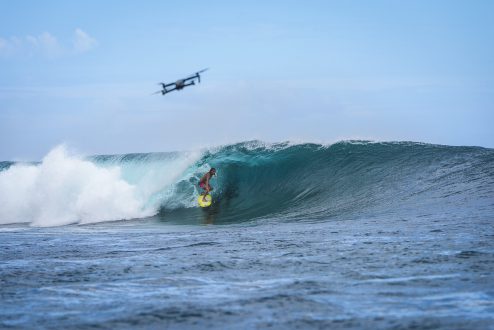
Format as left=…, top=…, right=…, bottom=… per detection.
left=0, top=141, right=493, bottom=226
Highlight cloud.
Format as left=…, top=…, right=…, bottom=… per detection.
left=26, top=32, right=63, bottom=57
left=0, top=29, right=97, bottom=58
left=73, top=28, right=98, bottom=53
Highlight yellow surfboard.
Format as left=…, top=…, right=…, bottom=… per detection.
left=198, top=194, right=212, bottom=207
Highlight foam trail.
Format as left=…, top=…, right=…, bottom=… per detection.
left=0, top=146, right=199, bottom=226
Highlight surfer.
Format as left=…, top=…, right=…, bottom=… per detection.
left=199, top=168, right=216, bottom=201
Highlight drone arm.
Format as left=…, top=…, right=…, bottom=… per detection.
left=182, top=75, right=197, bottom=82
left=164, top=87, right=178, bottom=93
left=160, top=82, right=175, bottom=88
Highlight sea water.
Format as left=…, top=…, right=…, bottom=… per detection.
left=1, top=141, right=493, bottom=329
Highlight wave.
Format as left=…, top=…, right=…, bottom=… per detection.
left=1, top=141, right=493, bottom=226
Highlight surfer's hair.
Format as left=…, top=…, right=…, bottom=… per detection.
left=210, top=168, right=216, bottom=172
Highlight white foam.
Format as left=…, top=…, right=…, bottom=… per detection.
left=0, top=145, right=200, bottom=226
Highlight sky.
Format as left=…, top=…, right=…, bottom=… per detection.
left=1, top=0, right=493, bottom=160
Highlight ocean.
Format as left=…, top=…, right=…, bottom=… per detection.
left=1, top=141, right=493, bottom=329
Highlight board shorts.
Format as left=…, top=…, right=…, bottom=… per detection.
left=199, top=182, right=206, bottom=189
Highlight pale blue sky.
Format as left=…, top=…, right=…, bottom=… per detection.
left=1, top=0, right=493, bottom=160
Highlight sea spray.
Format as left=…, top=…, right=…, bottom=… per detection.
left=0, top=145, right=202, bottom=226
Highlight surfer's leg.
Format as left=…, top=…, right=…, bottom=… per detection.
left=203, top=186, right=211, bottom=201
left=199, top=182, right=206, bottom=196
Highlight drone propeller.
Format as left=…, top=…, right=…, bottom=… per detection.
left=196, top=68, right=209, bottom=83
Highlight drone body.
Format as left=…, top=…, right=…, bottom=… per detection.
left=154, top=68, right=208, bottom=96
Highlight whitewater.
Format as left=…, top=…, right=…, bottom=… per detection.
left=1, top=140, right=493, bottom=329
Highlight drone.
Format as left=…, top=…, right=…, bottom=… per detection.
left=153, top=68, right=209, bottom=95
